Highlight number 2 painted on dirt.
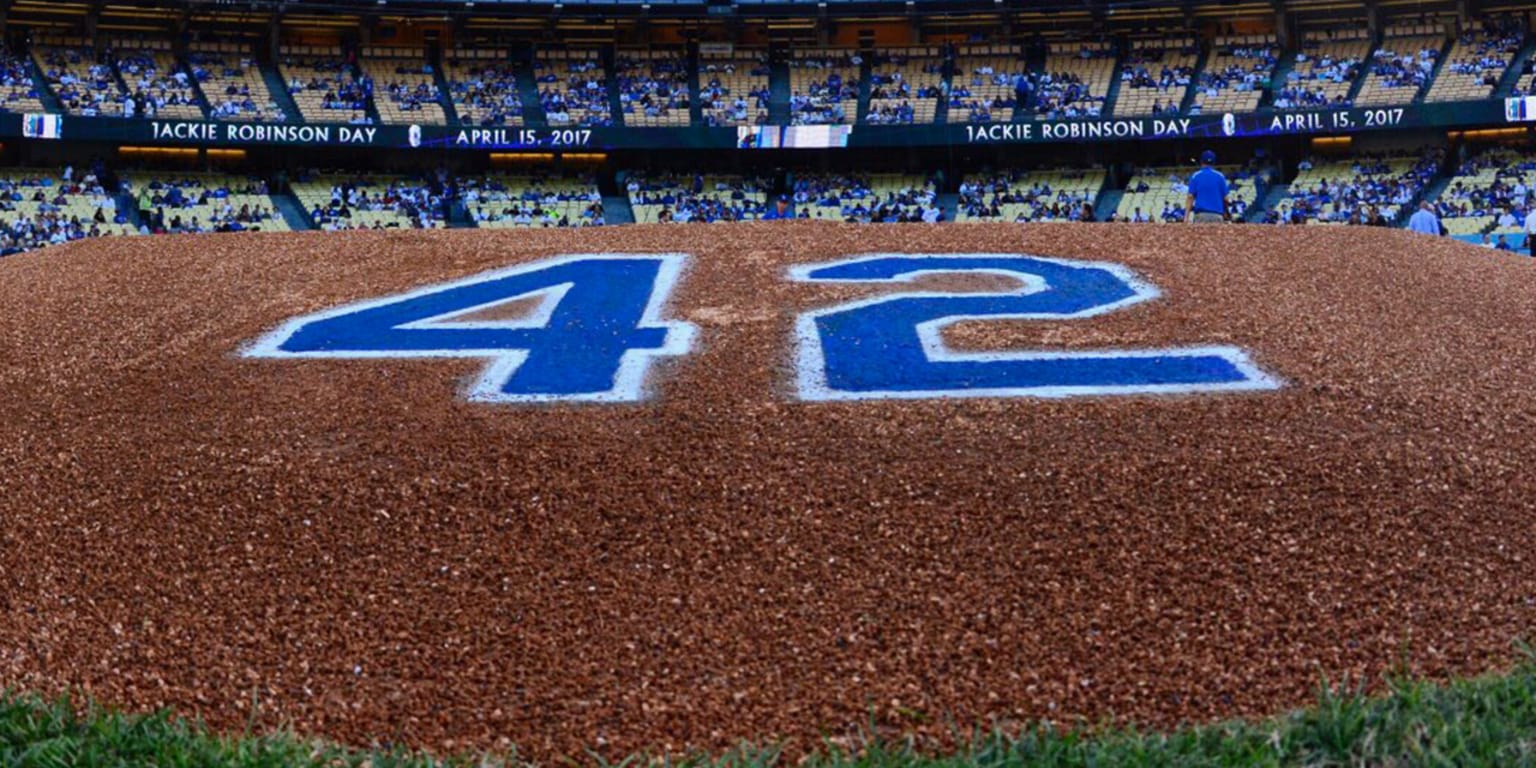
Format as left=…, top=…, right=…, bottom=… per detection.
left=789, top=254, right=1279, bottom=400
left=245, top=252, right=1278, bottom=403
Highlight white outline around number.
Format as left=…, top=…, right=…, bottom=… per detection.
left=788, top=253, right=1282, bottom=401
left=242, top=253, right=697, bottom=403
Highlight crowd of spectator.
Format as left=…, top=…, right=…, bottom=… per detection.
left=0, top=166, right=126, bottom=254
left=1444, top=17, right=1524, bottom=83
left=615, top=53, right=691, bottom=125
left=788, top=53, right=861, bottom=125
left=626, top=172, right=769, bottom=223
left=0, top=45, right=43, bottom=113
left=39, top=44, right=125, bottom=116
left=463, top=174, right=605, bottom=227
left=958, top=170, right=1100, bottom=222
left=1191, top=46, right=1277, bottom=112
left=1368, top=43, right=1440, bottom=90
left=1118, top=43, right=1197, bottom=116
left=1275, top=148, right=1444, bottom=225
left=285, top=55, right=373, bottom=123
left=1024, top=69, right=1105, bottom=119
left=865, top=52, right=943, bottom=125
left=308, top=177, right=442, bottom=230
left=374, top=63, right=441, bottom=116
left=699, top=58, right=770, bottom=126
left=1434, top=150, right=1536, bottom=221
left=1276, top=47, right=1361, bottom=109
left=134, top=176, right=280, bottom=234
left=191, top=51, right=286, bottom=121
left=445, top=57, right=522, bottom=126
left=114, top=47, right=203, bottom=119
left=790, top=173, right=945, bottom=223
left=948, top=66, right=1018, bottom=123
left=536, top=54, right=612, bottom=128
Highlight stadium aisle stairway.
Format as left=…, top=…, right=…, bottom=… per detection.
left=1497, top=38, right=1536, bottom=96
left=1094, top=188, right=1122, bottom=221
left=430, top=52, right=460, bottom=124
left=1252, top=182, right=1289, bottom=222
left=261, top=66, right=302, bottom=123
left=271, top=189, right=315, bottom=230
left=1102, top=56, right=1125, bottom=117
left=603, top=195, right=635, bottom=224
left=1414, top=36, right=1455, bottom=104
left=25, top=57, right=65, bottom=114
left=768, top=55, right=790, bottom=124
left=936, top=192, right=958, bottom=221
left=687, top=47, right=704, bottom=125
left=360, top=59, right=384, bottom=125
left=1262, top=48, right=1299, bottom=109
left=854, top=56, right=872, bottom=122
left=513, top=53, right=548, bottom=127
left=1180, top=43, right=1210, bottom=113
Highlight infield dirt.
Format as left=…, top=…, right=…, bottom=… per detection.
left=1, top=223, right=1534, bottom=760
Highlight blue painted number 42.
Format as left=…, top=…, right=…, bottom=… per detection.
left=245, top=253, right=1278, bottom=403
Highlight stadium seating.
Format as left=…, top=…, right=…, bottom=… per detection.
left=615, top=50, right=691, bottom=127
left=1114, top=37, right=1197, bottom=117
left=281, top=45, right=372, bottom=124
left=1431, top=147, right=1536, bottom=237
left=1355, top=23, right=1446, bottom=107
left=1116, top=165, right=1262, bottom=222
left=0, top=44, right=47, bottom=114
left=624, top=171, right=769, bottom=222
left=189, top=42, right=287, bottom=122
left=127, top=172, right=287, bottom=233
left=947, top=44, right=1024, bottom=123
left=1423, top=17, right=1524, bottom=103
left=1518, top=52, right=1536, bottom=96
left=865, top=47, right=944, bottom=124
left=359, top=46, right=447, bottom=125
left=535, top=49, right=613, bottom=127
left=1280, top=148, right=1444, bottom=224
left=292, top=174, right=447, bottom=230
left=1192, top=35, right=1278, bottom=115
left=956, top=168, right=1107, bottom=222
left=1276, top=30, right=1369, bottom=109
left=443, top=46, right=522, bottom=127
left=788, top=49, right=860, bottom=125
left=35, top=37, right=126, bottom=117
left=0, top=166, right=132, bottom=253
left=110, top=39, right=204, bottom=120
left=464, top=173, right=605, bottom=227
left=699, top=49, right=770, bottom=127
left=1033, top=40, right=1113, bottom=119
left=789, top=172, right=943, bottom=222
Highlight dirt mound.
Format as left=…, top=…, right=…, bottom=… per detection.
left=1, top=223, right=1533, bottom=760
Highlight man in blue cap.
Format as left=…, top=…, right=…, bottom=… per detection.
left=1185, top=149, right=1228, bottom=224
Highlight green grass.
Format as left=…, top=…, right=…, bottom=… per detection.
left=4, top=658, right=1536, bottom=767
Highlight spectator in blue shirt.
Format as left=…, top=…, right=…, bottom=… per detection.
left=1185, top=150, right=1228, bottom=223
left=1406, top=201, right=1441, bottom=236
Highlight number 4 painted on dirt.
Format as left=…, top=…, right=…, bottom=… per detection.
left=243, top=254, right=696, bottom=403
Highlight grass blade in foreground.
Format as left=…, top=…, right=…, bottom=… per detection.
left=3, top=659, right=1536, bottom=767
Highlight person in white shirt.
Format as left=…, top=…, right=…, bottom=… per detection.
left=1524, top=205, right=1536, bottom=257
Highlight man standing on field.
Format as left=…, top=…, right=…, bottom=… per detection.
left=1185, top=150, right=1227, bottom=224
